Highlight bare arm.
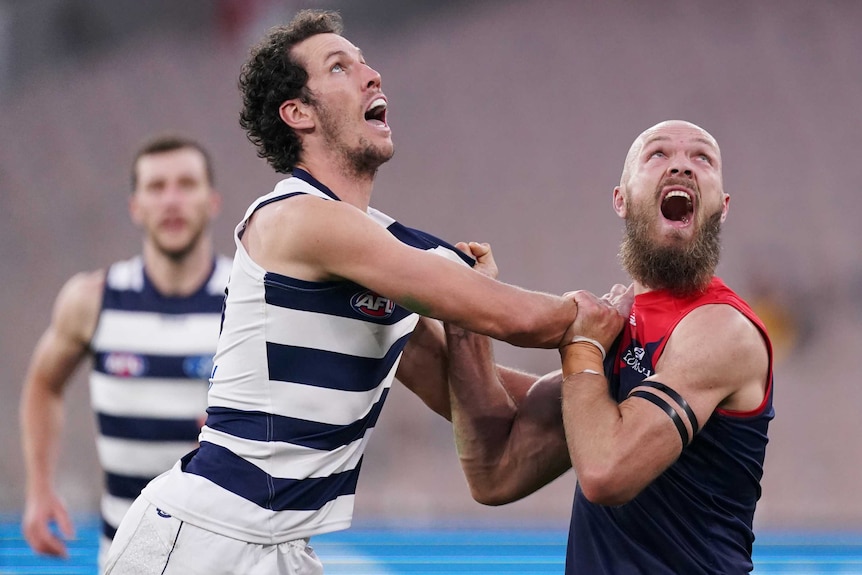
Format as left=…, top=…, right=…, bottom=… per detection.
left=19, top=271, right=103, bottom=558
left=396, top=317, right=451, bottom=420
left=242, top=196, right=577, bottom=348
left=561, top=294, right=769, bottom=506
left=433, top=241, right=570, bottom=504
left=446, top=323, right=571, bottom=505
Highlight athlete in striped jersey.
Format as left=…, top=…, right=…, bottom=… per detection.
left=104, top=10, right=581, bottom=575
left=20, top=135, right=228, bottom=570
left=446, top=121, right=774, bottom=574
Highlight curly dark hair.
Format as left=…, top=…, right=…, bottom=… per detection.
left=238, top=10, right=344, bottom=174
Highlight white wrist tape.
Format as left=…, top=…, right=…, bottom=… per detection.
left=569, top=336, right=607, bottom=360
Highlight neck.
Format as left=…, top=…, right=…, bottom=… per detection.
left=632, top=275, right=716, bottom=298
left=632, top=280, right=650, bottom=296
left=295, top=156, right=376, bottom=212
left=142, top=237, right=214, bottom=296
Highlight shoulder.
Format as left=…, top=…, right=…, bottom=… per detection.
left=675, top=303, right=765, bottom=359
left=59, top=269, right=105, bottom=307
left=663, top=303, right=769, bottom=409
left=52, top=268, right=106, bottom=343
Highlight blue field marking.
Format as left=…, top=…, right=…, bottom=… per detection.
left=0, top=514, right=101, bottom=574
left=314, top=528, right=567, bottom=574
left=753, top=533, right=862, bottom=575
left=3, top=514, right=862, bottom=574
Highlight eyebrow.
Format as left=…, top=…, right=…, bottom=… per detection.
left=323, top=47, right=363, bottom=63
left=643, top=135, right=716, bottom=148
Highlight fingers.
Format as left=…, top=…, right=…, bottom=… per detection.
left=55, top=505, right=75, bottom=540
left=467, top=241, right=491, bottom=258
left=23, top=498, right=74, bottom=558
left=25, top=518, right=69, bottom=558
left=601, top=283, right=628, bottom=300
left=616, top=284, right=635, bottom=311
left=455, top=241, right=491, bottom=259
left=456, top=241, right=498, bottom=279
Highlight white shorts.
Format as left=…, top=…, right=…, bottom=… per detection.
left=103, top=497, right=324, bottom=575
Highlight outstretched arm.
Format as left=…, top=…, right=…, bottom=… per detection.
left=242, top=197, right=578, bottom=348
left=19, top=271, right=103, bottom=558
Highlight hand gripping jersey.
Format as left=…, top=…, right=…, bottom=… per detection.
left=90, top=255, right=232, bottom=542
left=567, top=277, right=774, bottom=575
left=143, top=169, right=472, bottom=544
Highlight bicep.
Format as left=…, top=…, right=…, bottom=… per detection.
left=25, top=273, right=102, bottom=394
left=396, top=317, right=450, bottom=419
left=500, top=367, right=560, bottom=407
left=617, top=305, right=769, bottom=473
left=255, top=198, right=482, bottom=316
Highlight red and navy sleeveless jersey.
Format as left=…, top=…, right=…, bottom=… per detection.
left=566, top=277, right=774, bottom=574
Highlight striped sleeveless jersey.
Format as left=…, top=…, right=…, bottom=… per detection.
left=90, top=255, right=231, bottom=541
left=143, top=169, right=471, bottom=543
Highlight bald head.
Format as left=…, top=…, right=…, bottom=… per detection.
left=620, top=120, right=721, bottom=188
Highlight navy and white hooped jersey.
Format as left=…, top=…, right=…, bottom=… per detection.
left=144, top=169, right=472, bottom=544
left=89, top=254, right=231, bottom=541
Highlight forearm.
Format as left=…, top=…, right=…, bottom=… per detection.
left=446, top=324, right=515, bottom=492
left=491, top=289, right=578, bottom=349
left=20, top=383, right=65, bottom=496
left=396, top=256, right=578, bottom=349
left=561, top=373, right=623, bottom=473
left=462, top=284, right=578, bottom=349
left=560, top=343, right=632, bottom=505
left=446, top=325, right=569, bottom=504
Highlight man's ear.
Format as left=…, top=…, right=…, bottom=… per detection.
left=129, top=193, right=144, bottom=228
left=613, top=186, right=627, bottom=218
left=279, top=99, right=314, bottom=130
left=719, top=192, right=730, bottom=223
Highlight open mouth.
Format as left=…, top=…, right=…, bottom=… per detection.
left=364, top=97, right=387, bottom=127
left=661, top=189, right=694, bottom=224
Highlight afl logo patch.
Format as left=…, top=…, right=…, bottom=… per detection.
left=183, top=355, right=214, bottom=379
left=351, top=290, right=395, bottom=318
left=103, top=352, right=147, bottom=377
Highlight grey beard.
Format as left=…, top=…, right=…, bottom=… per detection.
left=619, top=210, right=723, bottom=297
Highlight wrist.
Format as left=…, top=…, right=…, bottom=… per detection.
left=562, top=368, right=604, bottom=384
left=561, top=340, right=605, bottom=376
left=561, top=336, right=606, bottom=359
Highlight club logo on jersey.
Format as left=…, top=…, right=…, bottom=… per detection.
left=183, top=355, right=215, bottom=379
left=103, top=352, right=148, bottom=377
left=622, top=342, right=652, bottom=378
left=351, top=290, right=395, bottom=318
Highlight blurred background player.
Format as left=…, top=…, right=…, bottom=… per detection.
left=19, top=134, right=231, bottom=570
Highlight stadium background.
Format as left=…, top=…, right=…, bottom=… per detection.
left=1, top=0, right=861, bottom=571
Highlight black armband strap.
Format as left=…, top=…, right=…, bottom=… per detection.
left=629, top=390, right=689, bottom=448
left=642, top=381, right=699, bottom=436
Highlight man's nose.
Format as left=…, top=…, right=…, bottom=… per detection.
left=364, top=64, right=382, bottom=90
left=162, top=185, right=185, bottom=204
left=668, top=162, right=693, bottom=178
